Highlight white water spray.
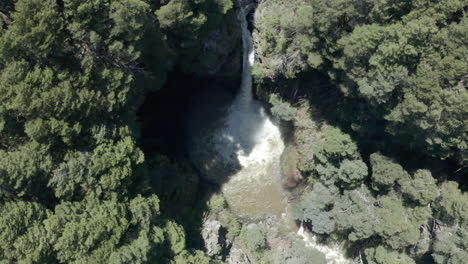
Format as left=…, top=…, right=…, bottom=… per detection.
left=298, top=224, right=351, bottom=264
left=229, top=5, right=351, bottom=263
left=216, top=4, right=287, bottom=218
left=188, top=3, right=351, bottom=262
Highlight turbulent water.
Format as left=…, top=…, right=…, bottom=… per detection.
left=298, top=225, right=351, bottom=264
left=215, top=5, right=287, bottom=219
left=188, top=3, right=350, bottom=263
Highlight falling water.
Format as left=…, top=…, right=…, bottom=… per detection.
left=188, top=2, right=350, bottom=263
left=227, top=4, right=351, bottom=263
left=215, top=4, right=287, bottom=218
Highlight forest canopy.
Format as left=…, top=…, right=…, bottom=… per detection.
left=0, top=0, right=467, bottom=263
left=0, top=0, right=236, bottom=262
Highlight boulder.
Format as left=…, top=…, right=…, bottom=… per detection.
left=227, top=247, right=251, bottom=264
left=202, top=220, right=231, bottom=258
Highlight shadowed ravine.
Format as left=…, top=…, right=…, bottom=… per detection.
left=188, top=2, right=350, bottom=263
left=188, top=3, right=287, bottom=220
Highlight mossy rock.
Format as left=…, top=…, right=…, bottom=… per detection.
left=292, top=103, right=320, bottom=173
left=280, top=145, right=303, bottom=188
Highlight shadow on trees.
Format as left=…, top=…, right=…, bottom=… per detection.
left=136, top=68, right=254, bottom=250
left=259, top=69, right=465, bottom=189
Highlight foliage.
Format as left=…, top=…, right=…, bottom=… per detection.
left=434, top=181, right=468, bottom=226
left=155, top=0, right=238, bottom=75
left=255, top=3, right=467, bottom=261
left=399, top=169, right=439, bottom=206
left=255, top=0, right=468, bottom=165
left=171, top=250, right=213, bottom=264
left=295, top=180, right=434, bottom=252
left=270, top=93, right=297, bottom=121
left=311, top=126, right=368, bottom=188
left=293, top=182, right=338, bottom=234
left=1, top=0, right=467, bottom=263
left=369, top=152, right=410, bottom=191
left=432, top=226, right=468, bottom=264
left=240, top=224, right=267, bottom=252
left=0, top=201, right=50, bottom=263
left=205, top=193, right=241, bottom=241
left=0, top=0, right=237, bottom=262
left=275, top=241, right=327, bottom=264
left=365, top=246, right=415, bottom=264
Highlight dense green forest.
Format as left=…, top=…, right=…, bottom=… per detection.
left=0, top=0, right=466, bottom=263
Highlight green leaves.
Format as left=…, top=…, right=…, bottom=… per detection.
left=240, top=224, right=267, bottom=251
left=269, top=94, right=297, bottom=121
left=0, top=1, right=199, bottom=262
left=156, top=1, right=206, bottom=33
left=365, top=246, right=415, bottom=264
left=0, top=0, right=64, bottom=62
left=315, top=126, right=360, bottom=164
left=293, top=182, right=337, bottom=234
left=48, top=134, right=144, bottom=200
left=432, top=226, right=468, bottom=264
left=43, top=195, right=163, bottom=263
left=434, top=181, right=468, bottom=227
left=310, top=126, right=368, bottom=188
left=255, top=0, right=467, bottom=164
left=0, top=142, right=52, bottom=199
left=0, top=201, right=50, bottom=263
left=337, top=159, right=368, bottom=188
left=370, top=152, right=410, bottom=191
left=399, top=169, right=439, bottom=205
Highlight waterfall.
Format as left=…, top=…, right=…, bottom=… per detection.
left=227, top=4, right=351, bottom=263
left=236, top=5, right=255, bottom=107
left=215, top=3, right=287, bottom=218
left=188, top=3, right=350, bottom=262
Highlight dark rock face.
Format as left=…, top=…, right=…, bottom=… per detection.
left=197, top=11, right=242, bottom=77
left=234, top=0, right=258, bottom=8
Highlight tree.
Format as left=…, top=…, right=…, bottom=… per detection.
left=370, top=152, right=410, bottom=191
left=315, top=126, right=361, bottom=164
left=0, top=0, right=64, bottom=62
left=254, top=0, right=468, bottom=165
left=333, top=187, right=432, bottom=249
left=375, top=193, right=431, bottom=249
left=155, top=0, right=237, bottom=75
left=312, top=126, right=367, bottom=189
left=270, top=94, right=297, bottom=121
left=0, top=201, right=51, bottom=263
left=163, top=219, right=187, bottom=257
left=432, top=226, right=468, bottom=264
left=0, top=142, right=52, bottom=199
left=399, top=169, right=439, bottom=205
left=365, top=246, right=415, bottom=264
left=240, top=224, right=267, bottom=251
left=0, top=0, right=235, bottom=262
left=333, top=185, right=381, bottom=241
left=434, top=181, right=468, bottom=226
left=48, top=134, right=144, bottom=200
left=171, top=250, right=212, bottom=264
left=293, top=183, right=338, bottom=235
left=337, top=159, right=368, bottom=188
left=44, top=195, right=164, bottom=263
